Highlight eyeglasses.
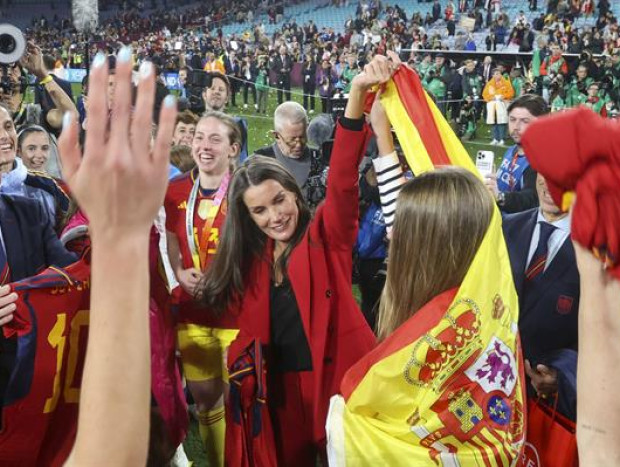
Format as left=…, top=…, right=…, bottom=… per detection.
left=275, top=132, right=307, bottom=148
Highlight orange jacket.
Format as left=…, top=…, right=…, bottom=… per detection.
left=482, top=76, right=515, bottom=102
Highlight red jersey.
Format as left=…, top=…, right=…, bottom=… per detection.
left=0, top=260, right=91, bottom=466
left=164, top=169, right=237, bottom=328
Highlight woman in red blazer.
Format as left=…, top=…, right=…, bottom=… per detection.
left=198, top=55, right=399, bottom=465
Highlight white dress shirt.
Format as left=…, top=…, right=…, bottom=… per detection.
left=525, top=211, right=571, bottom=272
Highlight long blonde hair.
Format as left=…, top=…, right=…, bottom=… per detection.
left=376, top=167, right=494, bottom=340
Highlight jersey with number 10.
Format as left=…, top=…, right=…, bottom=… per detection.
left=0, top=259, right=90, bottom=466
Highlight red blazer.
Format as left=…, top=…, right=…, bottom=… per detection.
left=228, top=121, right=377, bottom=446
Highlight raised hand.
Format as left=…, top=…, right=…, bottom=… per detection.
left=352, top=53, right=397, bottom=92
left=58, top=47, right=177, bottom=242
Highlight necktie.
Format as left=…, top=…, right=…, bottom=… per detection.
left=525, top=222, right=556, bottom=282
left=0, top=235, right=10, bottom=286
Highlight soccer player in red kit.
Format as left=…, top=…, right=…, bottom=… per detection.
left=0, top=259, right=90, bottom=466
left=164, top=110, right=241, bottom=465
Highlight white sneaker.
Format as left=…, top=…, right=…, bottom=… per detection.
left=244, top=104, right=248, bottom=109
left=254, top=104, right=259, bottom=110
left=490, top=139, right=498, bottom=145
left=498, top=140, right=505, bottom=146
left=309, top=109, right=314, bottom=114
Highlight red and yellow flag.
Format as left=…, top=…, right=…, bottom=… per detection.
left=326, top=67, right=525, bottom=466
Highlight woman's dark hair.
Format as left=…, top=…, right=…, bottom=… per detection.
left=197, top=155, right=311, bottom=315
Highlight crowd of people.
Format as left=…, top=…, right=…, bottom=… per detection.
left=0, top=0, right=619, bottom=466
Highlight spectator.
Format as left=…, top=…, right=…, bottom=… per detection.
left=172, top=110, right=198, bottom=148
left=482, top=68, right=514, bottom=145
left=316, top=58, right=338, bottom=113
left=254, top=102, right=326, bottom=210
left=22, top=43, right=77, bottom=138
left=272, top=45, right=293, bottom=105
left=502, top=173, right=579, bottom=420
left=255, top=57, right=270, bottom=115
left=485, top=94, right=548, bottom=213
left=16, top=125, right=53, bottom=173
left=302, top=54, right=317, bottom=114
left=240, top=54, right=258, bottom=111
left=223, top=50, right=241, bottom=107
left=0, top=103, right=70, bottom=228
left=355, top=163, right=387, bottom=328
left=584, top=82, right=608, bottom=116
left=202, top=72, right=230, bottom=113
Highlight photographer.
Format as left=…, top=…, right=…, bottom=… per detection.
left=0, top=64, right=25, bottom=119
left=566, top=63, right=593, bottom=107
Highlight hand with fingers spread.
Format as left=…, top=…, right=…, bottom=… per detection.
left=62, top=47, right=177, bottom=466
left=0, top=285, right=17, bottom=327
left=58, top=49, right=177, bottom=242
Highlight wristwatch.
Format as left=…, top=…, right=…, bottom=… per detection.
left=496, top=192, right=506, bottom=206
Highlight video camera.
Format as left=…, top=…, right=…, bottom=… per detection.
left=184, top=69, right=214, bottom=113
left=0, top=24, right=26, bottom=95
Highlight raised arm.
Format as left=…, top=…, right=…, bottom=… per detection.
left=369, top=96, right=406, bottom=233
left=21, top=42, right=78, bottom=130
left=320, top=54, right=397, bottom=248
left=574, top=243, right=620, bottom=465
left=59, top=48, right=176, bottom=466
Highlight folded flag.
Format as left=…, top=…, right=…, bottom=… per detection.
left=521, top=107, right=620, bottom=280
left=327, top=66, right=525, bottom=466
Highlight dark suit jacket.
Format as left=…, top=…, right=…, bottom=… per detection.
left=0, top=194, right=76, bottom=281
left=272, top=54, right=293, bottom=84
left=503, top=208, right=579, bottom=419
left=503, top=208, right=579, bottom=361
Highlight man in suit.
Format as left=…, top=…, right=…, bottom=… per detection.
left=479, top=55, right=494, bottom=84
left=503, top=173, right=579, bottom=420
left=272, top=45, right=293, bottom=104
left=223, top=50, right=241, bottom=107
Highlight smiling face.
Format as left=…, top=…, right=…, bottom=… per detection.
left=19, top=130, right=51, bottom=171
left=192, top=117, right=238, bottom=176
left=0, top=106, right=17, bottom=172
left=243, top=179, right=299, bottom=245
left=173, top=121, right=196, bottom=147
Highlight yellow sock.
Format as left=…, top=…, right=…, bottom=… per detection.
left=197, top=407, right=225, bottom=466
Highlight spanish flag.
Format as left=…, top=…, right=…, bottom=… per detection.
left=326, top=67, right=526, bottom=466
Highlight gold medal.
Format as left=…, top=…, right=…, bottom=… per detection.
left=197, top=199, right=212, bottom=220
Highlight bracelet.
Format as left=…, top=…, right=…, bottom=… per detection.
left=39, top=75, right=53, bottom=86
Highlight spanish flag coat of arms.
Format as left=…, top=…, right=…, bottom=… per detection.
left=326, top=66, right=526, bottom=466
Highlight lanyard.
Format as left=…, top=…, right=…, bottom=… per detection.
left=508, top=149, right=520, bottom=191
left=185, top=171, right=230, bottom=271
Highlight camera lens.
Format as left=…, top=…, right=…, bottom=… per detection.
left=0, top=33, right=16, bottom=55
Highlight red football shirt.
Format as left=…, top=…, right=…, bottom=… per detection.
left=0, top=259, right=90, bottom=466
left=164, top=169, right=237, bottom=328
